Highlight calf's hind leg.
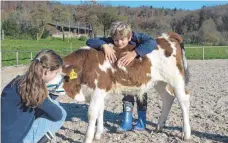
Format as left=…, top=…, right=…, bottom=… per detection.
left=173, top=83, right=191, bottom=140
left=154, top=82, right=175, bottom=132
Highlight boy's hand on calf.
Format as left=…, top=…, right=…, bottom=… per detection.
left=102, top=44, right=117, bottom=63
left=118, top=51, right=137, bottom=67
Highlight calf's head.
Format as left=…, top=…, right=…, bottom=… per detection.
left=61, top=65, right=83, bottom=99
left=46, top=65, right=83, bottom=100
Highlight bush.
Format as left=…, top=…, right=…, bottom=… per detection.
left=183, top=31, right=201, bottom=44
left=2, top=18, right=39, bottom=40
left=41, top=29, right=51, bottom=39
left=78, top=35, right=88, bottom=41
left=2, top=19, right=20, bottom=37
left=199, top=19, right=222, bottom=45
left=215, top=38, right=228, bottom=46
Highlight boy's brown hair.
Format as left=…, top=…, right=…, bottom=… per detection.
left=110, top=21, right=132, bottom=39
left=17, top=49, right=63, bottom=108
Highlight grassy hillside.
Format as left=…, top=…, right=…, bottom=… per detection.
left=1, top=39, right=228, bottom=66
left=1, top=38, right=86, bottom=66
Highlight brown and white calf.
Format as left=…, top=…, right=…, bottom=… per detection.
left=50, top=32, right=191, bottom=143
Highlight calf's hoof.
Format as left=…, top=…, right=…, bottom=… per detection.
left=84, top=137, right=93, bottom=143
left=182, top=133, right=191, bottom=142
left=94, top=133, right=102, bottom=140
left=154, top=125, right=164, bottom=133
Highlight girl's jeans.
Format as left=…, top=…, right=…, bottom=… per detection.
left=22, top=99, right=66, bottom=143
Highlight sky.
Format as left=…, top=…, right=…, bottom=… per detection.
left=56, top=1, right=228, bottom=10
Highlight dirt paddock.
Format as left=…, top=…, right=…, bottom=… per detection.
left=1, top=60, right=228, bottom=143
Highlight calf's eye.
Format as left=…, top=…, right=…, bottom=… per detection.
left=64, top=76, right=70, bottom=82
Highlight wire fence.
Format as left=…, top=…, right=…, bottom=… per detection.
left=185, top=46, right=228, bottom=60
left=1, top=46, right=228, bottom=67
left=1, top=49, right=72, bottom=67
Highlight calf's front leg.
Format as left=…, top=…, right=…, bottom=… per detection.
left=95, top=98, right=104, bottom=140
left=84, top=89, right=105, bottom=143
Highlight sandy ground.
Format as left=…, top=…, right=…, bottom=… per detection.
left=1, top=60, right=228, bottom=143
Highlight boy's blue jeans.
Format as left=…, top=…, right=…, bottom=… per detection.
left=22, top=99, right=66, bottom=143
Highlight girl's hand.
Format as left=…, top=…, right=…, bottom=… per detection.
left=118, top=50, right=137, bottom=67
left=102, top=44, right=117, bottom=63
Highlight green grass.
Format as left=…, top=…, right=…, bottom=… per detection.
left=1, top=39, right=228, bottom=67
left=185, top=44, right=228, bottom=47
left=2, top=38, right=86, bottom=51
left=1, top=38, right=86, bottom=66
left=185, top=46, right=228, bottom=59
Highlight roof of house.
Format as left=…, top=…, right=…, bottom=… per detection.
left=47, top=22, right=92, bottom=31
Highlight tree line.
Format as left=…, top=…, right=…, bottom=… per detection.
left=1, top=1, right=228, bottom=45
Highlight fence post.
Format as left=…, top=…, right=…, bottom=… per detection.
left=203, top=47, right=205, bottom=60
left=37, top=33, right=38, bottom=41
left=77, top=22, right=79, bottom=35
left=16, top=49, right=19, bottom=66
left=2, top=30, right=4, bottom=40
left=31, top=51, right=33, bottom=60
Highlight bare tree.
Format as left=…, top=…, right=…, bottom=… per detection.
left=97, top=7, right=126, bottom=37
left=51, top=5, right=70, bottom=41
left=30, top=3, right=51, bottom=40
left=85, top=6, right=100, bottom=38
